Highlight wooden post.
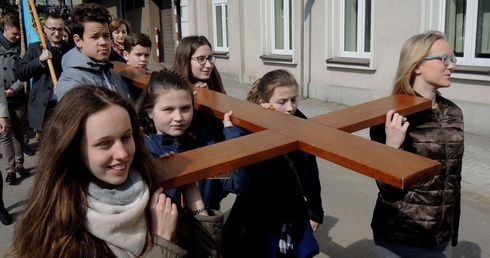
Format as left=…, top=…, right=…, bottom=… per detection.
left=28, top=0, right=58, bottom=86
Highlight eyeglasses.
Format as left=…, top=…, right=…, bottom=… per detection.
left=191, top=55, right=216, bottom=65
left=425, top=53, right=457, bottom=66
left=44, top=26, right=64, bottom=33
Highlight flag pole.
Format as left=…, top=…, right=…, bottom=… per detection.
left=27, top=0, right=58, bottom=86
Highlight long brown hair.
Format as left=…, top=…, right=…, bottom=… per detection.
left=171, top=35, right=226, bottom=94
left=247, top=69, right=299, bottom=104
left=8, top=86, right=155, bottom=257
left=392, top=31, right=447, bottom=95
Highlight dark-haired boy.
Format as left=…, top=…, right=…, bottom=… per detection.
left=56, top=3, right=131, bottom=100
left=123, top=32, right=152, bottom=70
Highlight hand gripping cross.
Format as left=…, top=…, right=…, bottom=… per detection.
left=113, top=62, right=440, bottom=190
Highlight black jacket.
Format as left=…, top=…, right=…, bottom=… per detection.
left=17, top=41, right=72, bottom=130
left=370, top=93, right=464, bottom=247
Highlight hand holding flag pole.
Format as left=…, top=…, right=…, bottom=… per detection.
left=27, top=0, right=58, bottom=86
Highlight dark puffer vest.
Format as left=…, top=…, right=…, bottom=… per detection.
left=369, top=93, right=464, bottom=247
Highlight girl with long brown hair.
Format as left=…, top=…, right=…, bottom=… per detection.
left=7, top=85, right=203, bottom=257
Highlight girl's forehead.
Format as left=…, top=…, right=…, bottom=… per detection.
left=194, top=45, right=212, bottom=55
left=272, top=85, right=298, bottom=95
left=155, top=88, right=193, bottom=99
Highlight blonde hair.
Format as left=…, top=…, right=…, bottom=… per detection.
left=392, top=31, right=447, bottom=95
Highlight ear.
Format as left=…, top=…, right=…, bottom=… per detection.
left=123, top=50, right=129, bottom=61
left=414, top=63, right=422, bottom=75
left=73, top=34, right=83, bottom=48
left=147, top=111, right=153, bottom=119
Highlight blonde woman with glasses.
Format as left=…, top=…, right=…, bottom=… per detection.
left=369, top=31, right=464, bottom=258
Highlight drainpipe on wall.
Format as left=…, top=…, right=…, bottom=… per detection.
left=300, top=0, right=308, bottom=99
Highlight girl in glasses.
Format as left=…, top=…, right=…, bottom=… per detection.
left=171, top=35, right=229, bottom=211
left=370, top=31, right=464, bottom=257
left=172, top=35, right=224, bottom=93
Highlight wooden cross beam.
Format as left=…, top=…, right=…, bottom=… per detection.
left=114, top=62, right=440, bottom=190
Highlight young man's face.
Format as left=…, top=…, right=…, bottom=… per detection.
left=74, top=21, right=111, bottom=62
left=123, top=45, right=151, bottom=69
left=43, top=17, right=65, bottom=45
left=3, top=25, right=21, bottom=44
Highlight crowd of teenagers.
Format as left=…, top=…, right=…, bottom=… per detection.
left=0, top=2, right=463, bottom=258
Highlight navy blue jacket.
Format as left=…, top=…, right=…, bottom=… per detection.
left=222, top=109, right=324, bottom=258
left=144, top=127, right=228, bottom=209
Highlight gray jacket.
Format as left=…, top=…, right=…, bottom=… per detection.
left=0, top=89, right=8, bottom=118
left=144, top=210, right=224, bottom=258
left=56, top=47, right=131, bottom=100
left=0, top=33, right=25, bottom=104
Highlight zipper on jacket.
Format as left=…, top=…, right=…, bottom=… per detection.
left=433, top=107, right=450, bottom=233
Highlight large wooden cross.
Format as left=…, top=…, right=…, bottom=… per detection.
left=113, top=62, right=440, bottom=190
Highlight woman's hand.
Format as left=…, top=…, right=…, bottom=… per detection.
left=150, top=188, right=178, bottom=241
left=159, top=151, right=176, bottom=159
left=259, top=102, right=275, bottom=110
left=385, top=110, right=409, bottom=149
left=310, top=220, right=319, bottom=232
left=223, top=111, right=234, bottom=127
left=194, top=81, right=209, bottom=89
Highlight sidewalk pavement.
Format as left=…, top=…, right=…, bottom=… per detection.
left=1, top=77, right=489, bottom=254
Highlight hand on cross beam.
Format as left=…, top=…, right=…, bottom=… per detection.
left=113, top=61, right=440, bottom=190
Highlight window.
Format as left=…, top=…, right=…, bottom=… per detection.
left=272, top=0, right=292, bottom=55
left=212, top=0, right=228, bottom=52
left=260, top=0, right=294, bottom=63
left=342, top=0, right=371, bottom=58
left=445, top=0, right=490, bottom=66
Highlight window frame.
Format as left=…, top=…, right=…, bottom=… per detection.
left=271, top=0, right=293, bottom=55
left=341, top=0, right=372, bottom=59
left=212, top=0, right=229, bottom=52
left=325, top=0, right=375, bottom=70
left=443, top=0, right=490, bottom=67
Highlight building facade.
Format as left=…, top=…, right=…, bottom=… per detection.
left=97, top=0, right=490, bottom=137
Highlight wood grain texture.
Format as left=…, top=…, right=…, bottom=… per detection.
left=114, top=61, right=441, bottom=189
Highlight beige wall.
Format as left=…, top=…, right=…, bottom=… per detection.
left=114, top=0, right=490, bottom=137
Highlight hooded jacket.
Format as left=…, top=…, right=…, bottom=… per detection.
left=56, top=47, right=131, bottom=100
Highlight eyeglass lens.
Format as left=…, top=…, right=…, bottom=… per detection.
left=195, top=56, right=216, bottom=65
left=441, top=55, right=457, bottom=65
left=46, top=26, right=64, bottom=33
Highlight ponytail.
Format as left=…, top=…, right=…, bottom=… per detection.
left=246, top=78, right=262, bottom=104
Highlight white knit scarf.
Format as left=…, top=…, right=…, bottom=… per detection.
left=85, top=168, right=149, bottom=258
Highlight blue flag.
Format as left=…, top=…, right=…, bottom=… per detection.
left=20, top=0, right=40, bottom=45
